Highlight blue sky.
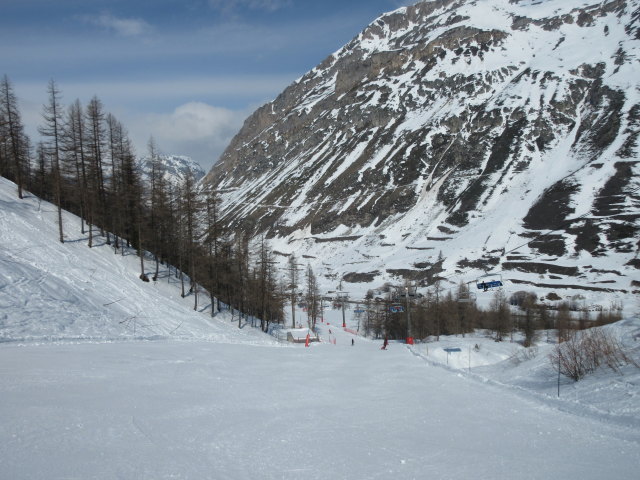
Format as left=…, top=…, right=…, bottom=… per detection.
left=2, top=0, right=412, bottom=170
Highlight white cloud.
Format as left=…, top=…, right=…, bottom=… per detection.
left=82, top=12, right=152, bottom=37
left=127, top=102, right=249, bottom=170
left=146, top=102, right=240, bottom=142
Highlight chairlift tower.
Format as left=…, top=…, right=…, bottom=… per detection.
left=405, top=286, right=412, bottom=342
left=287, top=261, right=305, bottom=329
left=394, top=284, right=415, bottom=344
left=336, top=290, right=348, bottom=328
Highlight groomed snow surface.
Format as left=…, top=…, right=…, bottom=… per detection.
left=1, top=176, right=639, bottom=479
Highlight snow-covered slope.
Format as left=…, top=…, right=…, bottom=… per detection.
left=203, top=0, right=640, bottom=310
left=410, top=316, right=640, bottom=425
left=1, top=176, right=639, bottom=479
left=0, top=176, right=269, bottom=344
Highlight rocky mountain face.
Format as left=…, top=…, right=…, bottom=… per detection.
left=137, top=154, right=205, bottom=187
left=202, top=0, right=640, bottom=305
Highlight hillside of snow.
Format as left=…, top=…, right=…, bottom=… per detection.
left=0, top=176, right=268, bottom=345
left=1, top=176, right=640, bottom=478
left=202, top=0, right=640, bottom=311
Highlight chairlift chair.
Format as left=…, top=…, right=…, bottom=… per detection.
left=476, top=274, right=503, bottom=292
left=390, top=303, right=404, bottom=313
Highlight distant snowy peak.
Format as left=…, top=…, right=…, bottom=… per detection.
left=137, top=154, right=205, bottom=188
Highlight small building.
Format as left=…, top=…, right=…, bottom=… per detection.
left=286, top=330, right=320, bottom=343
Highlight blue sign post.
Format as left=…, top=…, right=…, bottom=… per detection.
left=443, top=347, right=462, bottom=365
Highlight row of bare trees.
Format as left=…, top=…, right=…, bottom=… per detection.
left=1, top=75, right=29, bottom=199
left=1, top=75, right=285, bottom=330
left=1, top=76, right=142, bottom=250
left=360, top=281, right=623, bottom=345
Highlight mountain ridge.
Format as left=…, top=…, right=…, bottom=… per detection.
left=202, top=0, right=639, bottom=306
